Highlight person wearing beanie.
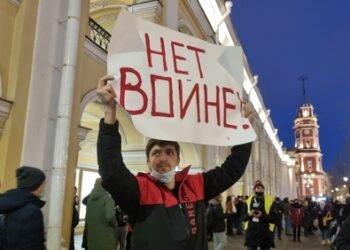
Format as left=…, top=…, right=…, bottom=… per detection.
left=0, top=166, right=46, bottom=250
left=242, top=180, right=278, bottom=250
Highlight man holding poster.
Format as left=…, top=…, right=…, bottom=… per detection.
left=96, top=75, right=255, bottom=250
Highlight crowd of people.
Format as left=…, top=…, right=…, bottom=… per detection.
left=80, top=176, right=350, bottom=250
left=205, top=185, right=350, bottom=250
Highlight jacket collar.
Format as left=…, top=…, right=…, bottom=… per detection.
left=138, top=165, right=192, bottom=183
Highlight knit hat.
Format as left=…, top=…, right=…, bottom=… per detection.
left=16, top=166, right=46, bottom=191
left=253, top=180, right=265, bottom=190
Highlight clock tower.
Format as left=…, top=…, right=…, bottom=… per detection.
left=294, top=103, right=329, bottom=198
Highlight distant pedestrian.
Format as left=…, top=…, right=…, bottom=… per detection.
left=243, top=180, right=277, bottom=250
left=302, top=198, right=314, bottom=236
left=317, top=200, right=332, bottom=245
left=0, top=166, right=46, bottom=250
left=225, top=196, right=235, bottom=236
left=209, top=195, right=227, bottom=250
left=274, top=197, right=283, bottom=240
left=86, top=178, right=116, bottom=250
left=234, top=196, right=244, bottom=235
left=335, top=209, right=350, bottom=249
left=290, top=199, right=303, bottom=242
left=282, top=197, right=292, bottom=236
left=70, top=186, right=80, bottom=250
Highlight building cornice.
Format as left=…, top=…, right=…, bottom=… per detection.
left=184, top=0, right=215, bottom=43
left=129, top=0, right=162, bottom=23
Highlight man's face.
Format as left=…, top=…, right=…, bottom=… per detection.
left=147, top=144, right=180, bottom=174
left=254, top=186, right=265, bottom=193
left=32, top=180, right=46, bottom=197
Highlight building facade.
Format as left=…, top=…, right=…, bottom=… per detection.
left=0, top=0, right=296, bottom=248
left=293, top=103, right=331, bottom=199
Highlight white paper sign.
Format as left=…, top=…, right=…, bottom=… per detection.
left=107, top=10, right=256, bottom=146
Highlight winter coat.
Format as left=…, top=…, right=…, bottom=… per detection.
left=208, top=202, right=226, bottom=233
left=97, top=120, right=252, bottom=250
left=336, top=215, right=350, bottom=250
left=317, top=206, right=331, bottom=230
left=0, top=188, right=45, bottom=250
left=290, top=205, right=303, bottom=226
left=282, top=200, right=290, bottom=217
left=242, top=195, right=277, bottom=248
left=86, top=184, right=116, bottom=250
left=275, top=201, right=284, bottom=226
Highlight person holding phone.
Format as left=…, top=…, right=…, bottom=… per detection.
left=242, top=180, right=278, bottom=250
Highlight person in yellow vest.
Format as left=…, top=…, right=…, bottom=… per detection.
left=242, top=180, right=277, bottom=250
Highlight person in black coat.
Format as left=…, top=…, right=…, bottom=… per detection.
left=335, top=214, right=350, bottom=250
left=274, top=197, right=283, bottom=240
left=96, top=75, right=255, bottom=250
left=0, top=166, right=46, bottom=250
left=70, top=186, right=80, bottom=250
left=209, top=195, right=227, bottom=250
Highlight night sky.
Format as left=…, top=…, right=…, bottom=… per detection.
left=231, top=0, right=350, bottom=173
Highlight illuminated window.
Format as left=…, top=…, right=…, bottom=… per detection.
left=307, top=160, right=313, bottom=170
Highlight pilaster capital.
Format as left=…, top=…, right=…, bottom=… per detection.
left=0, top=98, right=13, bottom=134
left=78, top=125, right=92, bottom=150
left=129, top=0, right=162, bottom=23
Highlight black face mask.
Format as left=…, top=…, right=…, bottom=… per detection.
left=255, top=192, right=264, bottom=197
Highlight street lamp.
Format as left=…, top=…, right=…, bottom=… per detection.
left=343, top=176, right=349, bottom=198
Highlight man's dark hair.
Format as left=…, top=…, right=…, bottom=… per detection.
left=146, top=139, right=180, bottom=160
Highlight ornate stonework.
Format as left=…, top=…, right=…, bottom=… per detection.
left=128, top=0, right=162, bottom=23
left=0, top=98, right=13, bottom=134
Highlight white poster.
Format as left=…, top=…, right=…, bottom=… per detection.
left=107, top=10, right=256, bottom=146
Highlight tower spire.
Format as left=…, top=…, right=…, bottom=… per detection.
left=298, top=75, right=308, bottom=104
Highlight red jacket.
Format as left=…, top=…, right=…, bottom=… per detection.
left=290, top=206, right=303, bottom=225
left=97, top=120, right=252, bottom=250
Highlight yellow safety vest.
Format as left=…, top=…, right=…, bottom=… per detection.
left=244, top=195, right=275, bottom=232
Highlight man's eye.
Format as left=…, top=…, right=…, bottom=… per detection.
left=166, top=150, right=175, bottom=155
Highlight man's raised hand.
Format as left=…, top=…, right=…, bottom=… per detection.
left=242, top=102, right=256, bottom=122
left=96, top=75, right=116, bottom=108
left=97, top=75, right=117, bottom=124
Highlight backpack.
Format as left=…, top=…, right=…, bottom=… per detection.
left=0, top=213, right=7, bottom=250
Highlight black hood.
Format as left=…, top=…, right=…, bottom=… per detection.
left=0, top=188, right=45, bottom=213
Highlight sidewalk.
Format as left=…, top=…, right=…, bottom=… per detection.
left=209, top=232, right=332, bottom=250
left=74, top=231, right=331, bottom=250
